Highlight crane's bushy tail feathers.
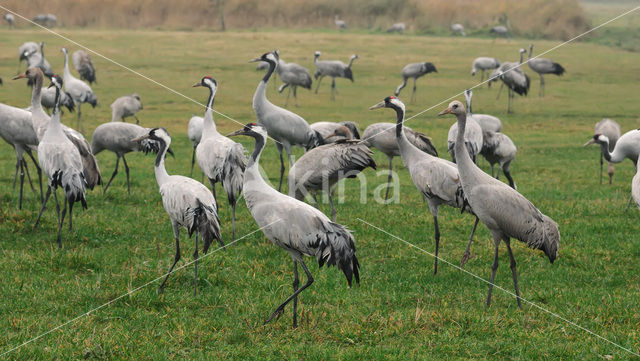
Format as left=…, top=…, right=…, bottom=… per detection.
left=317, top=223, right=360, bottom=286
left=139, top=138, right=162, bottom=155
left=53, top=170, right=88, bottom=209
left=524, top=213, right=560, bottom=264
left=306, top=131, right=325, bottom=151
left=189, top=199, right=223, bottom=254
left=63, top=92, right=76, bottom=112
left=552, top=63, right=565, bottom=76
left=67, top=135, right=102, bottom=189
left=222, top=144, right=246, bottom=206
left=301, top=74, right=312, bottom=90
left=414, top=132, right=438, bottom=157
left=344, top=68, right=354, bottom=82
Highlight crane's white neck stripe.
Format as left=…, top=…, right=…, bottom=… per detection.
left=356, top=217, right=640, bottom=358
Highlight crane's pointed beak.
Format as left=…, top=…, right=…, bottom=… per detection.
left=369, top=101, right=385, bottom=110
left=438, top=107, right=452, bottom=116
left=12, top=73, right=26, bottom=80
left=583, top=138, right=596, bottom=147
left=167, top=147, right=175, bottom=157
left=192, top=82, right=202, bottom=87
left=227, top=129, right=246, bottom=137
left=249, top=57, right=261, bottom=63
left=131, top=134, right=150, bottom=142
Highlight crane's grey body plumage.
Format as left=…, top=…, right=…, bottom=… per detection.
left=276, top=58, right=312, bottom=107
left=394, top=62, right=437, bottom=102
left=387, top=22, right=406, bottom=33
left=39, top=86, right=76, bottom=113
left=451, top=23, right=466, bottom=36
left=310, top=121, right=360, bottom=143
left=313, top=51, right=358, bottom=100
left=19, top=42, right=39, bottom=72
left=480, top=130, right=517, bottom=189
left=464, top=88, right=502, bottom=132
left=252, top=51, right=323, bottom=191
left=230, top=122, right=359, bottom=328
left=111, top=93, right=143, bottom=123
left=447, top=95, right=483, bottom=163
left=62, top=47, right=97, bottom=132
left=584, top=118, right=620, bottom=185
left=3, top=13, right=14, bottom=28
left=370, top=97, right=478, bottom=274
left=497, top=49, right=530, bottom=113
left=440, top=100, right=559, bottom=308
left=72, top=50, right=97, bottom=84
left=633, top=158, right=640, bottom=210
left=471, top=57, right=500, bottom=82
left=528, top=44, right=565, bottom=96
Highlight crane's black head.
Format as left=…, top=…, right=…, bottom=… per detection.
left=250, top=52, right=277, bottom=65
left=423, top=62, right=437, bottom=74
left=369, top=96, right=404, bottom=112
left=192, top=75, right=217, bottom=89
left=227, top=122, right=267, bottom=139
left=61, top=47, right=68, bottom=55
left=49, top=74, right=63, bottom=89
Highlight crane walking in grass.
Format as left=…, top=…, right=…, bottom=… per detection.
left=132, top=127, right=223, bottom=295
left=527, top=44, right=565, bottom=97
left=313, top=51, right=358, bottom=100
left=439, top=100, right=559, bottom=308
left=394, top=61, right=437, bottom=103
left=229, top=122, right=359, bottom=328
left=583, top=118, right=621, bottom=185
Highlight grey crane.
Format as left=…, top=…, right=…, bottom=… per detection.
left=310, top=121, right=360, bottom=143
left=228, top=122, right=359, bottom=328
left=439, top=100, right=559, bottom=308
left=464, top=89, right=502, bottom=132
left=39, top=83, right=76, bottom=113
left=394, top=62, right=438, bottom=103
left=276, top=57, right=312, bottom=107
left=62, top=47, right=98, bottom=133
left=33, top=75, right=88, bottom=248
left=362, top=122, right=437, bottom=200
left=334, top=15, right=347, bottom=29
left=588, top=129, right=640, bottom=212
left=387, top=22, right=406, bottom=33
left=72, top=50, right=97, bottom=84
left=91, top=122, right=167, bottom=194
left=0, top=98, right=40, bottom=209
left=370, top=96, right=479, bottom=273
left=490, top=22, right=510, bottom=40
left=289, top=125, right=376, bottom=221
left=451, top=23, right=466, bottom=36
left=480, top=130, right=517, bottom=189
left=16, top=68, right=101, bottom=191
left=193, top=76, right=246, bottom=242
left=18, top=42, right=38, bottom=73
left=313, top=51, right=358, bottom=100
left=132, top=127, right=223, bottom=295
left=527, top=44, right=565, bottom=97
left=187, top=114, right=204, bottom=177
left=471, top=57, right=500, bottom=82
left=4, top=14, right=14, bottom=28
left=583, top=118, right=621, bottom=185
left=33, top=14, right=57, bottom=27
left=250, top=51, right=324, bottom=191
left=497, top=48, right=529, bottom=113
left=111, top=93, right=143, bottom=123
left=447, top=91, right=483, bottom=164
left=633, top=158, right=640, bottom=211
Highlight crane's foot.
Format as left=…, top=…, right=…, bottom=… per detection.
left=264, top=306, right=285, bottom=325
left=460, top=251, right=472, bottom=267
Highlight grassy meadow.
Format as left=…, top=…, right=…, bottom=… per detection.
left=0, top=21, right=640, bottom=360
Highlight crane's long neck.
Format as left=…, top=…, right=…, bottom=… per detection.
left=347, top=56, right=356, bottom=68
left=465, top=92, right=473, bottom=115
left=528, top=45, right=534, bottom=60
left=39, top=43, right=46, bottom=66
left=30, top=73, right=44, bottom=113
left=244, top=132, right=270, bottom=190
left=393, top=104, right=414, bottom=153
left=201, top=85, right=219, bottom=137
left=519, top=51, right=524, bottom=65
left=314, top=54, right=319, bottom=65
left=63, top=51, right=71, bottom=79
left=253, top=59, right=276, bottom=112
left=598, top=140, right=613, bottom=162
left=154, top=138, right=171, bottom=186
left=454, top=111, right=477, bottom=176
left=48, top=86, right=64, bottom=135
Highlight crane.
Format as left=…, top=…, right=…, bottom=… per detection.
left=394, top=62, right=438, bottom=103
left=18, top=42, right=38, bottom=72
left=447, top=91, right=483, bottom=164
left=250, top=51, right=324, bottom=191
left=187, top=114, right=204, bottom=177
left=370, top=96, right=480, bottom=273
left=38, top=85, right=76, bottom=113
left=33, top=75, right=88, bottom=248
left=471, top=57, right=500, bottom=83
left=387, top=22, right=406, bottom=33
left=111, top=93, right=143, bottom=123
left=527, top=44, right=565, bottom=97
left=334, top=15, right=347, bottom=29
left=193, top=76, right=246, bottom=242
left=289, top=125, right=376, bottom=221
left=61, top=47, right=98, bottom=133
left=313, top=51, right=358, bottom=100
left=480, top=130, right=517, bottom=189
left=361, top=122, right=437, bottom=200
left=497, top=48, right=529, bottom=113
left=228, top=122, right=359, bottom=329
left=3, top=13, right=14, bottom=28
left=583, top=118, right=621, bottom=185
left=132, top=127, right=223, bottom=295
left=439, top=100, right=559, bottom=308
left=451, top=23, right=466, bottom=36
left=72, top=50, right=97, bottom=84
left=276, top=57, right=312, bottom=107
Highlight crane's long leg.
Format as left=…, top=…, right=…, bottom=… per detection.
left=264, top=258, right=314, bottom=327
left=330, top=78, right=336, bottom=101
left=18, top=157, right=25, bottom=210
left=26, top=149, right=43, bottom=202
left=411, top=78, right=417, bottom=103
left=34, top=186, right=52, bottom=229
left=503, top=166, right=516, bottom=189
left=314, top=75, right=324, bottom=94
left=384, top=156, right=393, bottom=201
left=496, top=82, right=504, bottom=100
left=293, top=86, right=299, bottom=107
left=432, top=212, right=440, bottom=275
left=328, top=187, right=337, bottom=222
left=292, top=260, right=299, bottom=328
left=103, top=155, right=120, bottom=194
left=21, top=158, right=35, bottom=194
left=275, top=142, right=285, bottom=192
left=57, top=197, right=68, bottom=248
left=77, top=103, right=83, bottom=134
left=625, top=193, right=633, bottom=212
left=539, top=74, right=545, bottom=97
left=490, top=164, right=495, bottom=178
left=12, top=158, right=19, bottom=190
left=208, top=178, right=219, bottom=210
left=486, top=238, right=501, bottom=307
left=460, top=216, right=480, bottom=267
left=190, top=146, right=197, bottom=178
left=68, top=199, right=74, bottom=232
left=608, top=162, right=614, bottom=185
left=159, top=222, right=181, bottom=292
left=505, top=238, right=522, bottom=309
left=231, top=199, right=236, bottom=243
left=193, top=234, right=199, bottom=296
left=122, top=155, right=131, bottom=195
left=599, top=152, right=603, bottom=185
left=480, top=70, right=485, bottom=83
left=134, top=115, right=140, bottom=125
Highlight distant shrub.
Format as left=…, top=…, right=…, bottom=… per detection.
left=4, top=0, right=590, bottom=40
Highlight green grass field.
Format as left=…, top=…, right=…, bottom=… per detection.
left=0, top=18, right=639, bottom=360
